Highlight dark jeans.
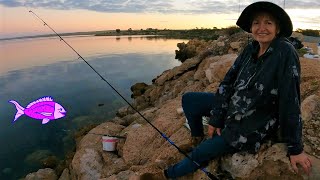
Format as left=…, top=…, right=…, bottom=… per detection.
left=166, top=92, right=236, bottom=178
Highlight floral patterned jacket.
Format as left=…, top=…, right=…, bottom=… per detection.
left=209, top=37, right=303, bottom=155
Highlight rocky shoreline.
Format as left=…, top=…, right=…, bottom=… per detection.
left=25, top=32, right=320, bottom=180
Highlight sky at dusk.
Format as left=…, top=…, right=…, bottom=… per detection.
left=0, top=0, right=320, bottom=38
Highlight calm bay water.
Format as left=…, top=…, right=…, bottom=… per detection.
left=0, top=35, right=184, bottom=179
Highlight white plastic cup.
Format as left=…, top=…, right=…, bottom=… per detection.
left=102, top=136, right=118, bottom=151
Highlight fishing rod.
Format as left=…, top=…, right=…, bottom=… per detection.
left=29, top=10, right=219, bottom=180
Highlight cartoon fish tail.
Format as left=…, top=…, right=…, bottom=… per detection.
left=8, top=100, right=25, bottom=122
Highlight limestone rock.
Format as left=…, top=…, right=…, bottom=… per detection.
left=121, top=107, right=158, bottom=126
left=101, top=154, right=128, bottom=177
left=300, top=58, right=320, bottom=99
left=25, top=168, right=57, bottom=180
left=103, top=170, right=136, bottom=180
left=131, top=82, right=149, bottom=99
left=176, top=107, right=184, bottom=115
left=194, top=56, right=220, bottom=82
left=132, top=95, right=149, bottom=110
left=292, top=32, right=304, bottom=41
left=302, top=155, right=320, bottom=180
left=110, top=117, right=128, bottom=126
left=221, top=143, right=305, bottom=179
left=122, top=99, right=184, bottom=165
left=221, top=152, right=259, bottom=178
left=58, top=168, right=70, bottom=180
left=70, top=148, right=103, bottom=180
left=217, top=41, right=225, bottom=47
left=302, top=95, right=320, bottom=158
left=230, top=41, right=241, bottom=50
left=144, top=85, right=164, bottom=103
left=154, top=57, right=202, bottom=86
left=78, top=122, right=125, bottom=150
left=116, top=106, right=130, bottom=118
left=205, top=54, right=237, bottom=83
left=175, top=39, right=212, bottom=62
left=150, top=126, right=191, bottom=165
left=301, top=95, right=320, bottom=122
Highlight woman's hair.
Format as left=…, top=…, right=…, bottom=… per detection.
left=250, top=11, right=280, bottom=33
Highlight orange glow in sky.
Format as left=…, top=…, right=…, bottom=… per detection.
left=0, top=1, right=319, bottom=38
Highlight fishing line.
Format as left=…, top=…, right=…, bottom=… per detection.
left=29, top=10, right=219, bottom=180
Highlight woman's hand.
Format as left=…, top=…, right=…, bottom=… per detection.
left=290, top=152, right=312, bottom=175
left=208, top=125, right=221, bottom=138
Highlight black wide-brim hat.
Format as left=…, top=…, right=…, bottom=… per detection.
left=236, top=1, right=293, bottom=37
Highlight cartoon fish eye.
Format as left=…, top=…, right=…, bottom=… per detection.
left=59, top=108, right=63, bottom=111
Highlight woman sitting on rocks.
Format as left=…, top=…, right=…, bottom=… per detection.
left=141, top=1, right=312, bottom=179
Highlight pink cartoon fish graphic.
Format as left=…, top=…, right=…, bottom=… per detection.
left=9, top=96, right=67, bottom=124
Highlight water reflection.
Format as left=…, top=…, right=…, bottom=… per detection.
left=0, top=35, right=185, bottom=75
left=0, top=36, right=183, bottom=179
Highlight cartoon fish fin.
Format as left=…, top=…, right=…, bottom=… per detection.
left=26, top=96, right=54, bottom=108
left=40, top=112, right=52, bottom=116
left=8, top=100, right=25, bottom=122
left=42, top=118, right=50, bottom=124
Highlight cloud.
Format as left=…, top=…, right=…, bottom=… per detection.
left=284, top=0, right=320, bottom=9
left=0, top=0, right=319, bottom=14
left=0, top=0, right=175, bottom=13
left=0, top=0, right=21, bottom=7
left=294, top=15, right=320, bottom=29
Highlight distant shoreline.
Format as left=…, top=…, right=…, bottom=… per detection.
left=0, top=30, right=107, bottom=41
left=1, top=29, right=319, bottom=43
left=0, top=29, right=219, bottom=41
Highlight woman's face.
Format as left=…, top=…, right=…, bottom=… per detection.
left=251, top=13, right=279, bottom=45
